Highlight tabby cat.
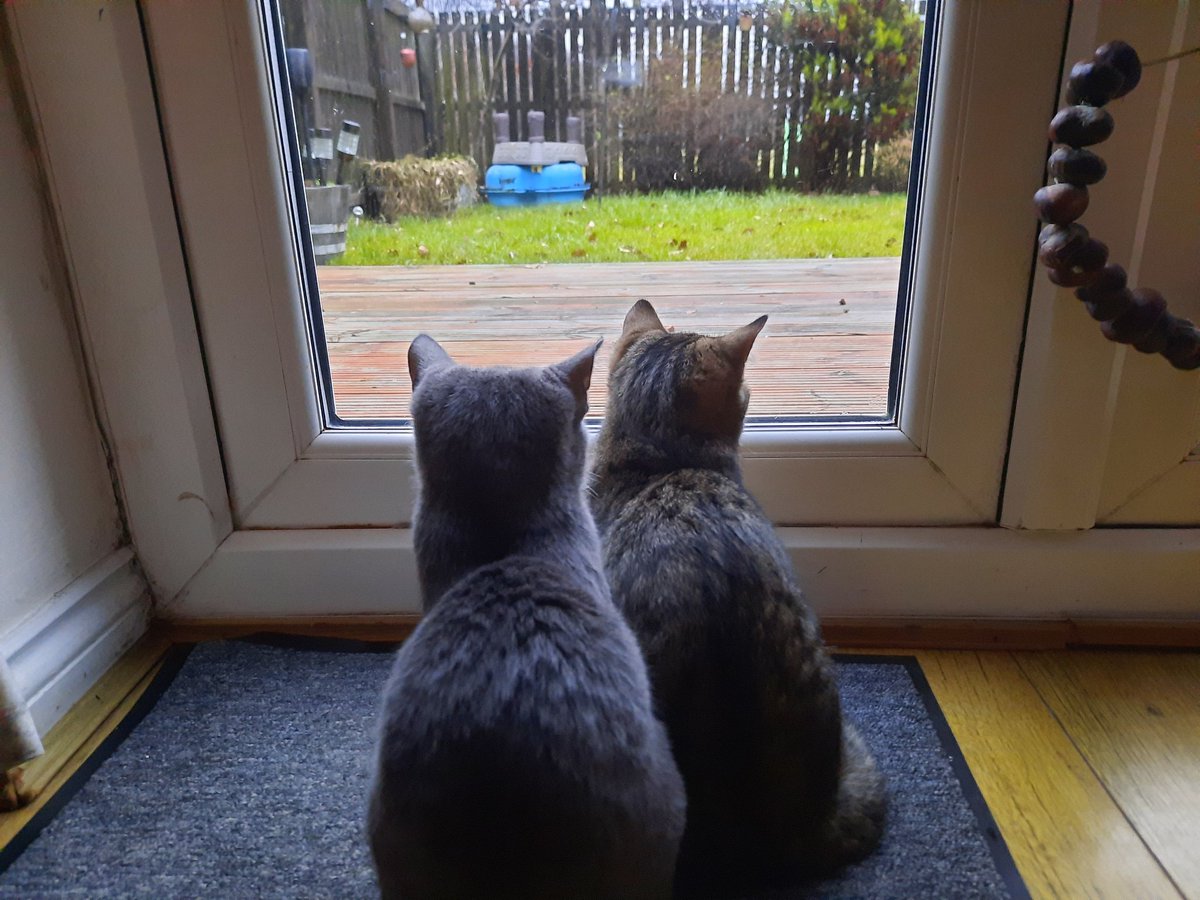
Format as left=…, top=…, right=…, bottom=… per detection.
left=367, top=335, right=686, bottom=900
left=591, top=301, right=887, bottom=897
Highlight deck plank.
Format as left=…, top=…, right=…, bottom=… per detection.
left=319, top=259, right=901, bottom=419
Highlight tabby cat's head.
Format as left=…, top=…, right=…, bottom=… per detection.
left=407, top=335, right=601, bottom=511
left=608, top=299, right=766, bottom=442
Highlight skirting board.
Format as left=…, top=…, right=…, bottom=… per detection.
left=166, top=526, right=1200, bottom=620
left=0, top=548, right=151, bottom=736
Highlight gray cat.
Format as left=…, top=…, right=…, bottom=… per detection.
left=591, top=301, right=887, bottom=897
left=367, top=335, right=686, bottom=900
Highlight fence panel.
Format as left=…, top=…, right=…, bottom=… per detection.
left=282, top=0, right=918, bottom=193
left=281, top=0, right=431, bottom=165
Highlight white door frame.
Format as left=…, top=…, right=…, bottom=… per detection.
left=4, top=1, right=231, bottom=603
left=137, top=0, right=1069, bottom=528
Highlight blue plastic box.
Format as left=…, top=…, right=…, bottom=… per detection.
left=485, top=163, right=589, bottom=206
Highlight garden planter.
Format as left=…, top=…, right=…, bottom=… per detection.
left=304, top=184, right=351, bottom=264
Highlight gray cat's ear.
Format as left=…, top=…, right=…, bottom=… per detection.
left=408, top=334, right=455, bottom=388
left=553, top=339, right=603, bottom=418
left=621, top=299, right=667, bottom=339
left=717, top=315, right=768, bottom=368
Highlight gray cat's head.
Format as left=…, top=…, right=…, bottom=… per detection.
left=607, top=300, right=766, bottom=443
left=408, top=335, right=602, bottom=516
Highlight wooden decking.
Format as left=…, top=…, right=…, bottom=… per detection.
left=318, top=258, right=901, bottom=420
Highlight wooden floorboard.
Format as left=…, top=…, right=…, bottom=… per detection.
left=318, top=259, right=901, bottom=420
left=1015, top=651, right=1200, bottom=897
left=917, top=651, right=1182, bottom=899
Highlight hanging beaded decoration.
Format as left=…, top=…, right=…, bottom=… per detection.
left=1035, top=40, right=1200, bottom=370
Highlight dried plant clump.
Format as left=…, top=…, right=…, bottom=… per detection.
left=360, top=155, right=480, bottom=221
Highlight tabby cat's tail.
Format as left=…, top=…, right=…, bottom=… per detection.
left=813, top=722, right=888, bottom=868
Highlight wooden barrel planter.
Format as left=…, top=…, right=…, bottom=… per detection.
left=304, top=184, right=351, bottom=264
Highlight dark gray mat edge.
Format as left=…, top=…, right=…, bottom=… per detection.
left=851, top=653, right=1031, bottom=900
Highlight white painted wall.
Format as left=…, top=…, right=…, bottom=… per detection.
left=0, top=42, right=124, bottom=642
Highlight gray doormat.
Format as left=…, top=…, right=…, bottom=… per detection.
left=0, top=639, right=1028, bottom=898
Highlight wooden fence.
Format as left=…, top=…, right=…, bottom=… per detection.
left=281, top=0, right=919, bottom=194
left=281, top=0, right=430, bottom=163
left=429, top=2, right=919, bottom=193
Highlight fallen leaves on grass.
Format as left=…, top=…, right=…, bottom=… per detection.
left=337, top=190, right=908, bottom=265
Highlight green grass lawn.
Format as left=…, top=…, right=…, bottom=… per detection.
left=335, top=190, right=907, bottom=266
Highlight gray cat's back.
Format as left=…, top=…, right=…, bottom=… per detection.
left=377, top=555, right=666, bottom=770
left=368, top=337, right=685, bottom=900
left=370, top=556, right=682, bottom=900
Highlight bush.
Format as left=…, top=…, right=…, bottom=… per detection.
left=359, top=155, right=479, bottom=221
left=612, top=45, right=774, bottom=193
left=768, top=0, right=923, bottom=191
left=871, top=131, right=912, bottom=192
left=693, top=93, right=776, bottom=191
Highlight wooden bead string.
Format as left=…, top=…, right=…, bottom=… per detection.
left=1036, top=40, right=1200, bottom=370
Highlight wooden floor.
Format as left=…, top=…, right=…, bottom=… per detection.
left=319, top=258, right=900, bottom=420
left=4, top=633, right=1197, bottom=899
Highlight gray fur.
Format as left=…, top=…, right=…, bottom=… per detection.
left=368, top=336, right=686, bottom=899
left=591, top=301, right=887, bottom=897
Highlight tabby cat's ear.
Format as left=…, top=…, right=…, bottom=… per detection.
left=717, top=315, right=768, bottom=369
left=553, top=339, right=603, bottom=419
left=621, top=299, right=667, bottom=339
left=408, top=334, right=455, bottom=389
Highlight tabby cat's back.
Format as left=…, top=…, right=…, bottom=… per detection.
left=367, top=335, right=685, bottom=900
left=591, top=301, right=886, bottom=897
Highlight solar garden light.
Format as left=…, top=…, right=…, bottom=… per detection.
left=335, top=120, right=360, bottom=185
left=493, top=112, right=511, bottom=145
left=285, top=47, right=316, bottom=182
left=309, top=127, right=333, bottom=186
left=527, top=110, right=546, bottom=143
left=527, top=111, right=546, bottom=172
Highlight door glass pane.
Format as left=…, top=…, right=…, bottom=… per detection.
left=275, top=0, right=933, bottom=425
